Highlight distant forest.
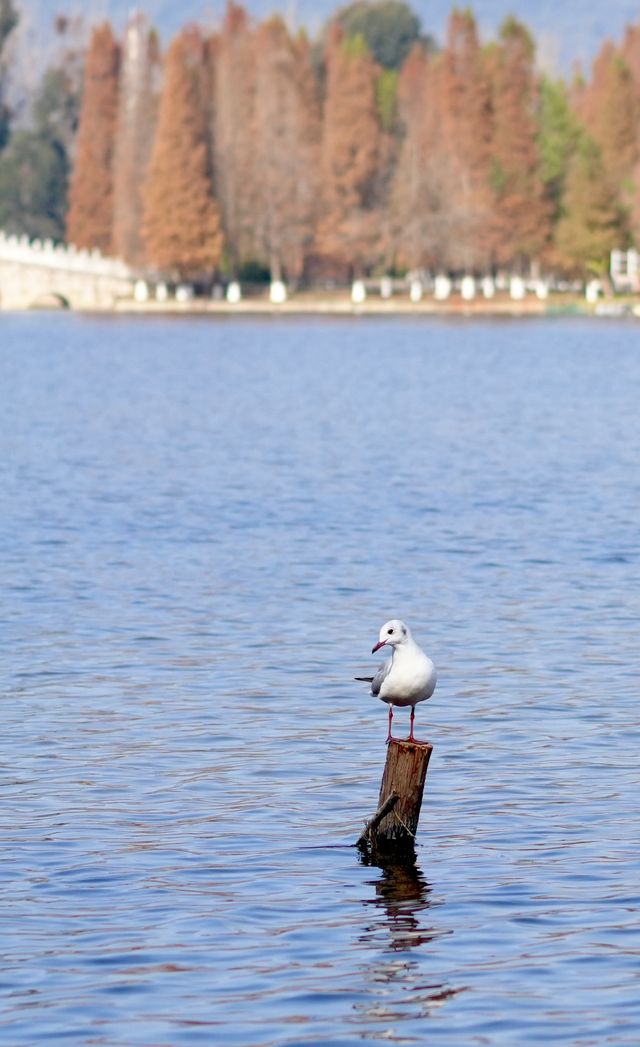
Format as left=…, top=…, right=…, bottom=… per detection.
left=1, top=0, right=639, bottom=283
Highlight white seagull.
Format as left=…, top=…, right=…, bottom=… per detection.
left=356, top=619, right=437, bottom=742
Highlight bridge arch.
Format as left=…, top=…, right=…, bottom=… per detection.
left=29, top=291, right=70, bottom=310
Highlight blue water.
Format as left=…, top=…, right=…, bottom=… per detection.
left=1, top=313, right=639, bottom=1045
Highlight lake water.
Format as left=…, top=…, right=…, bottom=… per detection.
left=1, top=312, right=639, bottom=1046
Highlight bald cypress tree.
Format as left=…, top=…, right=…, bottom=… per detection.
left=580, top=42, right=637, bottom=191
left=211, top=2, right=258, bottom=272
left=318, top=26, right=382, bottom=274
left=621, top=27, right=640, bottom=245
left=390, top=46, right=456, bottom=270
left=389, top=44, right=428, bottom=269
left=253, top=17, right=320, bottom=282
left=439, top=10, right=493, bottom=269
left=575, top=39, right=639, bottom=249
left=112, top=12, right=160, bottom=266
left=621, top=23, right=640, bottom=90
left=487, top=18, right=550, bottom=268
left=65, top=23, right=120, bottom=252
left=391, top=23, right=493, bottom=274
left=142, top=27, right=223, bottom=278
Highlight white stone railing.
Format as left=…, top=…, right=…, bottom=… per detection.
left=0, top=230, right=132, bottom=279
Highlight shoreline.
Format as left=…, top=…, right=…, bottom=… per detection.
left=112, top=295, right=551, bottom=317
left=114, top=294, right=636, bottom=319
left=3, top=293, right=637, bottom=318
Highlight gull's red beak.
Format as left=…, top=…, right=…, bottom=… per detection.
left=372, top=639, right=387, bottom=654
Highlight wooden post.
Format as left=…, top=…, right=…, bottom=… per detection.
left=357, top=739, right=433, bottom=858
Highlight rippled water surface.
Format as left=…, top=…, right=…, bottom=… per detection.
left=2, top=313, right=640, bottom=1045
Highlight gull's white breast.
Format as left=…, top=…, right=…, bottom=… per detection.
left=377, top=646, right=437, bottom=707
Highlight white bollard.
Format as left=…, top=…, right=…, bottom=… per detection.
left=510, top=275, right=525, bottom=300
left=461, top=275, right=476, bottom=300
left=585, top=279, right=601, bottom=303
left=351, top=280, right=366, bottom=304
left=409, top=279, right=423, bottom=302
left=269, top=280, right=287, bottom=304
left=155, top=282, right=168, bottom=302
left=134, top=279, right=149, bottom=302
left=434, top=274, right=451, bottom=300
left=226, top=281, right=242, bottom=303
left=380, top=276, right=392, bottom=299
left=482, top=276, right=495, bottom=299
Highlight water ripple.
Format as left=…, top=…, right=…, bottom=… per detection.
left=1, top=314, right=639, bottom=1044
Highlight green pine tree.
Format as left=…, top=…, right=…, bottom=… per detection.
left=538, top=76, right=585, bottom=223
left=0, top=66, right=80, bottom=238
left=0, top=0, right=18, bottom=149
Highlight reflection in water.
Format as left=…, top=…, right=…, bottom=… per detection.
left=360, top=850, right=435, bottom=952
left=353, top=851, right=465, bottom=1033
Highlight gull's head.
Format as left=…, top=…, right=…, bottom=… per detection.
left=372, top=619, right=411, bottom=654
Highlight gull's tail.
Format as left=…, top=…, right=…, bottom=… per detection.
left=354, top=676, right=374, bottom=683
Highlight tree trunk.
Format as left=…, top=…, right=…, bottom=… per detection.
left=270, top=252, right=282, bottom=283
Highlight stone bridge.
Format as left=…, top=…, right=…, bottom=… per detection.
left=0, top=231, right=136, bottom=310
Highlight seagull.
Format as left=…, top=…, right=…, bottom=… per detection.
left=356, top=619, right=437, bottom=742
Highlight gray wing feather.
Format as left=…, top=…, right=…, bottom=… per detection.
left=371, top=658, right=391, bottom=697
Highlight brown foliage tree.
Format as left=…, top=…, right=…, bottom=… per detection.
left=65, top=23, right=120, bottom=252
left=253, top=18, right=320, bottom=281
left=621, top=24, right=640, bottom=91
left=61, top=6, right=633, bottom=281
left=390, top=18, right=493, bottom=274
left=439, top=10, right=493, bottom=269
left=142, top=27, right=223, bottom=278
left=112, top=13, right=160, bottom=266
left=211, top=2, right=258, bottom=271
left=390, top=46, right=452, bottom=270
left=579, top=41, right=637, bottom=191
left=487, top=19, right=551, bottom=268
left=318, top=26, right=382, bottom=274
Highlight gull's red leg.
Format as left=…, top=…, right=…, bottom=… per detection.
left=409, top=706, right=415, bottom=742
left=386, top=705, right=394, bottom=742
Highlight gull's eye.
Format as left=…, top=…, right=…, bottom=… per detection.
left=387, top=628, right=394, bottom=635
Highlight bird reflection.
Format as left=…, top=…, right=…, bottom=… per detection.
left=358, top=848, right=436, bottom=951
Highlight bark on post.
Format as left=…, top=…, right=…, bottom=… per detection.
left=358, top=739, right=433, bottom=858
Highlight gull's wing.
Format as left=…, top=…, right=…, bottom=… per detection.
left=370, top=657, right=392, bottom=696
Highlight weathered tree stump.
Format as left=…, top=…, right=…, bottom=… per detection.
left=357, top=739, right=433, bottom=858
